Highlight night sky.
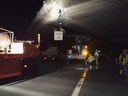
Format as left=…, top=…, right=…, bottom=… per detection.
left=0, top=0, right=43, bottom=39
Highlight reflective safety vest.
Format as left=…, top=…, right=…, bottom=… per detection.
left=87, top=55, right=95, bottom=63
left=94, top=51, right=99, bottom=58
left=119, top=54, right=128, bottom=65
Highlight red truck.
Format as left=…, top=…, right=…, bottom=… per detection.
left=0, top=28, right=40, bottom=79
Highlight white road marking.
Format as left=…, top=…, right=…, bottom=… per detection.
left=71, top=71, right=87, bottom=96
left=0, top=86, right=46, bottom=96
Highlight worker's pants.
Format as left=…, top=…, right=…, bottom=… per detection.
left=124, top=65, right=128, bottom=81
left=89, top=61, right=96, bottom=70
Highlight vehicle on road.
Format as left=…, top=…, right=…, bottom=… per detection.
left=41, top=47, right=60, bottom=60
left=0, top=28, right=40, bottom=79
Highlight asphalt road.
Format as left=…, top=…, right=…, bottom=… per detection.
left=0, top=59, right=128, bottom=96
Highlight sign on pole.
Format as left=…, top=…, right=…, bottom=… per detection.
left=54, top=31, right=63, bottom=41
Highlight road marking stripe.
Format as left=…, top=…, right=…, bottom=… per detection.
left=71, top=70, right=87, bottom=96
left=82, top=71, right=87, bottom=78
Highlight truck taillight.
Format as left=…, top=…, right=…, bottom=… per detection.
left=24, top=64, right=28, bottom=68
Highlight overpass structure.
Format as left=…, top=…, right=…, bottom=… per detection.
left=27, top=0, right=128, bottom=49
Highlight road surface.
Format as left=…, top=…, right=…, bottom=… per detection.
left=0, top=59, right=128, bottom=96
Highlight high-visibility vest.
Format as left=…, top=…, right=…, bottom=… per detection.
left=119, top=54, right=128, bottom=65
left=87, top=55, right=95, bottom=63
left=94, top=51, right=99, bottom=58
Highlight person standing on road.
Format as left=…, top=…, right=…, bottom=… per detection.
left=118, top=49, right=128, bottom=82
left=87, top=54, right=96, bottom=70
left=94, top=50, right=100, bottom=69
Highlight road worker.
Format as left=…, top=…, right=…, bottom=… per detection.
left=118, top=49, right=128, bottom=82
left=87, top=54, right=96, bottom=70
left=94, top=50, right=100, bottom=69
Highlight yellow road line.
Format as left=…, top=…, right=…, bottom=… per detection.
left=82, top=70, right=87, bottom=78
left=71, top=70, right=87, bottom=96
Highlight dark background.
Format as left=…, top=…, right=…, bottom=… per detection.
left=0, top=0, right=128, bottom=57
left=0, top=0, right=43, bottom=39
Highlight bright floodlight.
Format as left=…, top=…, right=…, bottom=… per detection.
left=50, top=2, right=62, bottom=20
left=82, top=50, right=88, bottom=57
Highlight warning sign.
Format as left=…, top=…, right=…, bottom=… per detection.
left=54, top=31, right=63, bottom=41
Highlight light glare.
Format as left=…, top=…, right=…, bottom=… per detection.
left=11, top=43, right=23, bottom=54
left=82, top=50, right=88, bottom=57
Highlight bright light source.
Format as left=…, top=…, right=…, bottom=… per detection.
left=24, top=64, right=28, bottom=68
left=85, top=45, right=88, bottom=49
left=11, top=43, right=23, bottom=54
left=82, top=50, right=88, bottom=57
left=50, top=2, right=62, bottom=20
